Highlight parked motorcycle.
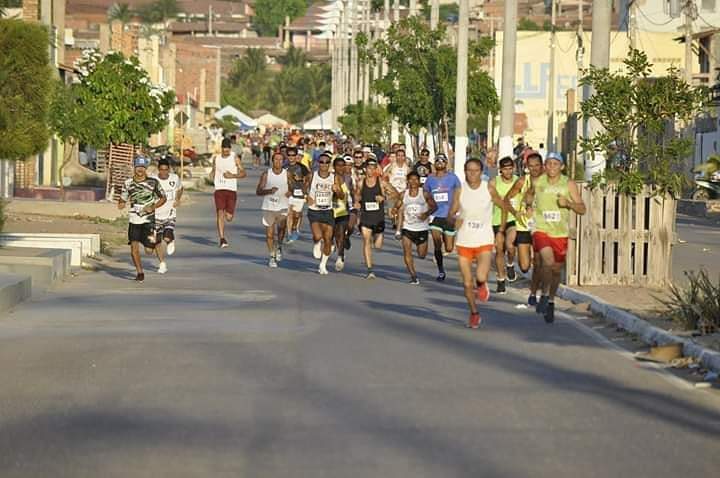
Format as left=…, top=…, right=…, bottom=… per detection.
left=691, top=171, right=720, bottom=201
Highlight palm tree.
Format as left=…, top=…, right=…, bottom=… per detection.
left=296, top=64, right=331, bottom=121
left=108, top=3, right=133, bottom=24
left=278, top=46, right=309, bottom=69
left=228, top=48, right=268, bottom=87
left=154, top=0, right=180, bottom=22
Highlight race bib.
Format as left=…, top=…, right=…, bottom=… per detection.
left=315, top=190, right=332, bottom=207
left=132, top=204, right=146, bottom=215
left=293, top=188, right=304, bottom=197
left=433, top=192, right=449, bottom=203
left=406, top=204, right=422, bottom=219
left=466, top=220, right=483, bottom=230
left=543, top=211, right=562, bottom=223
left=365, top=201, right=380, bottom=211
left=268, top=195, right=280, bottom=205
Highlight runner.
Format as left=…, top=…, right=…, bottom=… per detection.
left=504, top=151, right=545, bottom=305
left=397, top=171, right=437, bottom=284
left=307, top=152, right=343, bottom=275
left=152, top=158, right=183, bottom=274
left=354, top=157, right=396, bottom=279
left=118, top=155, right=167, bottom=282
left=412, top=148, right=434, bottom=185
left=384, top=147, right=410, bottom=238
left=448, top=158, right=504, bottom=328
left=257, top=151, right=289, bottom=268
left=490, top=156, right=519, bottom=294
left=210, top=138, right=246, bottom=248
left=285, top=146, right=311, bottom=242
left=332, top=156, right=353, bottom=271
left=525, top=152, right=586, bottom=323
left=423, top=153, right=461, bottom=281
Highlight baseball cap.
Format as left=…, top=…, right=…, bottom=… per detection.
left=435, top=153, right=448, bottom=162
left=362, top=145, right=372, bottom=153
left=365, top=157, right=378, bottom=166
left=545, top=152, right=564, bottom=163
left=133, top=155, right=150, bottom=168
left=343, top=154, right=353, bottom=163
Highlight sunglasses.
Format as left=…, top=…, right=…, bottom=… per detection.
left=318, top=161, right=331, bottom=165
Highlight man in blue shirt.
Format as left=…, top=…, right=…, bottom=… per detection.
left=423, top=153, right=462, bottom=281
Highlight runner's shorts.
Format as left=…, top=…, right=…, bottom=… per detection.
left=532, top=231, right=569, bottom=263
left=262, top=209, right=288, bottom=227
left=128, top=223, right=156, bottom=249
left=457, top=244, right=494, bottom=260
left=492, top=221, right=517, bottom=236
left=515, top=231, right=533, bottom=245
left=307, top=208, right=335, bottom=226
left=334, top=214, right=350, bottom=226
left=214, top=190, right=237, bottom=213
left=288, top=197, right=306, bottom=213
left=402, top=229, right=428, bottom=246
left=429, top=217, right=456, bottom=236
left=155, top=217, right=176, bottom=242
left=361, top=221, right=385, bottom=235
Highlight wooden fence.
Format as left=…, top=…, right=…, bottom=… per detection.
left=105, top=143, right=138, bottom=201
left=566, top=184, right=676, bottom=288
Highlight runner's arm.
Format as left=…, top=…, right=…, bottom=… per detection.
left=423, top=190, right=438, bottom=219
left=174, top=182, right=184, bottom=206
left=561, top=180, right=586, bottom=215
left=234, top=156, right=247, bottom=179
left=447, top=188, right=461, bottom=228
left=396, top=197, right=405, bottom=230
left=146, top=181, right=167, bottom=213
left=209, top=155, right=216, bottom=181
left=503, top=176, right=525, bottom=217
left=256, top=171, right=273, bottom=196
left=333, top=175, right=346, bottom=200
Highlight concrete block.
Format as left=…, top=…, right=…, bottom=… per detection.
left=0, top=247, right=71, bottom=292
left=0, top=274, right=31, bottom=315
left=0, top=237, right=84, bottom=266
left=0, top=233, right=100, bottom=255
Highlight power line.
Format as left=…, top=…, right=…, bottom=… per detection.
left=636, top=6, right=676, bottom=26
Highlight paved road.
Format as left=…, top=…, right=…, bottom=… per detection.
left=2, top=171, right=719, bottom=477
left=674, top=214, right=720, bottom=284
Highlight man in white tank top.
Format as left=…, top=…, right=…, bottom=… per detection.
left=448, top=158, right=507, bottom=329
left=397, top=171, right=437, bottom=284
left=383, top=147, right=409, bottom=237
left=210, top=138, right=247, bottom=248
left=256, top=151, right=289, bottom=268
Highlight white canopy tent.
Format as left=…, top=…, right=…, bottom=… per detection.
left=214, top=105, right=257, bottom=130
left=302, top=109, right=334, bottom=131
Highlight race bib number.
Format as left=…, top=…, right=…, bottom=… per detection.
left=365, top=201, right=380, bottom=211
left=466, top=220, right=483, bottom=230
left=293, top=188, right=304, bottom=197
left=315, top=191, right=332, bottom=207
left=406, top=204, right=422, bottom=219
left=433, top=192, right=449, bottom=203
left=268, top=195, right=280, bottom=205
left=543, top=211, right=562, bottom=223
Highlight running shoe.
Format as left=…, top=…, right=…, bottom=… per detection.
left=506, top=265, right=517, bottom=282
left=436, top=271, right=447, bottom=282
left=219, top=238, right=229, bottom=248
left=313, top=241, right=322, bottom=259
left=496, top=279, right=507, bottom=295
left=158, top=262, right=168, bottom=274
left=344, top=234, right=351, bottom=250
left=528, top=294, right=538, bottom=307
left=544, top=302, right=555, bottom=324
left=335, top=257, right=345, bottom=272
left=466, top=312, right=481, bottom=329
left=536, top=295, right=549, bottom=314
left=268, top=257, right=278, bottom=268
left=167, top=241, right=176, bottom=256
left=276, top=247, right=283, bottom=262
left=134, top=272, right=145, bottom=282
left=409, top=276, right=420, bottom=285
left=394, top=231, right=402, bottom=240
left=365, top=271, right=376, bottom=280
left=318, top=264, right=329, bottom=275
left=476, top=282, right=490, bottom=303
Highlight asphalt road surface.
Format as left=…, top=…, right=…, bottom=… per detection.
left=1, top=171, right=719, bottom=477
left=674, top=213, right=720, bottom=284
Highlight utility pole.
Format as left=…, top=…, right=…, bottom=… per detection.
left=573, top=0, right=585, bottom=179
left=547, top=0, right=558, bottom=151
left=628, top=0, right=637, bottom=50
left=454, top=0, right=469, bottom=179
left=391, top=0, right=401, bottom=144
left=499, top=0, right=518, bottom=159
left=349, top=1, right=359, bottom=105
left=487, top=17, right=496, bottom=147
left=430, top=0, right=440, bottom=30
left=585, top=0, right=612, bottom=180
left=683, top=0, right=697, bottom=84
left=363, top=1, right=371, bottom=103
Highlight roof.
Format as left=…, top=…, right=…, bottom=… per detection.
left=302, top=109, right=334, bottom=130
left=215, top=105, right=257, bottom=127
left=255, top=113, right=290, bottom=127
left=169, top=20, right=251, bottom=33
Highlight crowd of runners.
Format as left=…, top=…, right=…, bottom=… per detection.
left=118, top=133, right=586, bottom=328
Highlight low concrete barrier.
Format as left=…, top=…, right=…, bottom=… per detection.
left=0, top=248, right=70, bottom=292
left=0, top=274, right=31, bottom=315
left=0, top=237, right=86, bottom=266
left=0, top=233, right=101, bottom=256
left=6, top=199, right=125, bottom=220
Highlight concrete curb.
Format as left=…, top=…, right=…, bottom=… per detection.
left=556, top=284, right=720, bottom=374
left=0, top=274, right=32, bottom=315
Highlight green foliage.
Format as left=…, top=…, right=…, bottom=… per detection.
left=252, top=0, right=307, bottom=36
left=108, top=3, right=133, bottom=24
left=658, top=270, right=720, bottom=332
left=50, top=50, right=175, bottom=147
left=518, top=18, right=542, bottom=30
left=278, top=46, right=308, bottom=68
left=213, top=115, right=240, bottom=134
left=358, top=15, right=498, bottom=136
left=136, top=0, right=180, bottom=24
left=0, top=19, right=53, bottom=161
left=222, top=48, right=330, bottom=124
left=694, top=154, right=720, bottom=176
left=580, top=48, right=707, bottom=197
left=338, top=102, right=390, bottom=145
left=0, top=0, right=22, bottom=17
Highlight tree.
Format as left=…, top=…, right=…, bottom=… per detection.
left=278, top=46, right=308, bottom=68
left=518, top=17, right=541, bottom=31
left=252, top=0, right=307, bottom=37
left=0, top=19, right=53, bottom=161
left=338, top=102, right=390, bottom=145
left=580, top=48, right=707, bottom=197
left=358, top=16, right=498, bottom=147
left=137, top=0, right=180, bottom=24
left=228, top=48, right=267, bottom=86
left=108, top=3, right=133, bottom=24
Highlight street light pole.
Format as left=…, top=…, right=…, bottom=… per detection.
left=430, top=0, right=439, bottom=30
left=499, top=0, right=517, bottom=158
left=547, top=0, right=557, bottom=151
left=454, top=0, right=469, bottom=180
left=585, top=0, right=611, bottom=180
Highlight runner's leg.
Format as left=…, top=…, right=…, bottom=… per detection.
left=402, top=236, right=416, bottom=280
left=458, top=256, right=478, bottom=315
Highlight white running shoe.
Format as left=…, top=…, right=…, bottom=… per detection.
left=313, top=241, right=322, bottom=259
left=166, top=241, right=175, bottom=256
left=335, top=257, right=345, bottom=272
left=276, top=247, right=283, bottom=262
left=268, top=257, right=278, bottom=268
left=319, top=264, right=329, bottom=275
left=158, top=261, right=168, bottom=274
